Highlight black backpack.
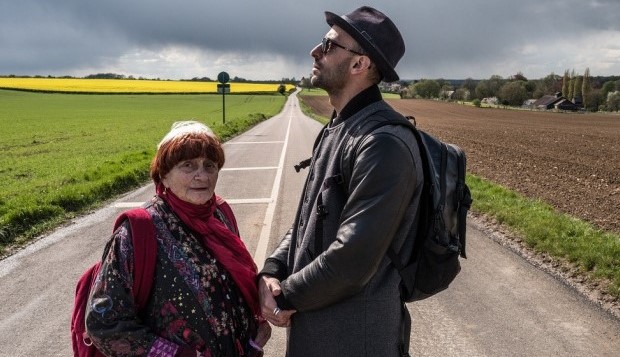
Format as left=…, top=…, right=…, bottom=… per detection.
left=295, top=114, right=472, bottom=302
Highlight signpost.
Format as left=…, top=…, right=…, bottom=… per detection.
left=217, top=71, right=230, bottom=124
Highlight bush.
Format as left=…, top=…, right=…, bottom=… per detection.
left=473, top=98, right=481, bottom=107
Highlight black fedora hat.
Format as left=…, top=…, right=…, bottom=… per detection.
left=325, top=6, right=405, bottom=82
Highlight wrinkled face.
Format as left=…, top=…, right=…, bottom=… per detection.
left=310, top=26, right=361, bottom=92
left=161, top=157, right=219, bottom=205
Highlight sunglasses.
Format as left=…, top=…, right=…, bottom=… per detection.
left=321, top=38, right=365, bottom=56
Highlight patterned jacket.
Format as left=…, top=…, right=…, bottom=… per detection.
left=86, top=196, right=258, bottom=357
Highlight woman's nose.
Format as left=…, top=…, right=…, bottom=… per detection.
left=194, top=167, right=209, bottom=180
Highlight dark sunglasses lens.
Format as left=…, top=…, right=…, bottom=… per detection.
left=321, top=38, right=329, bottom=53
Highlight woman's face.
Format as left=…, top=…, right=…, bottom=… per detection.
left=162, top=157, right=219, bottom=205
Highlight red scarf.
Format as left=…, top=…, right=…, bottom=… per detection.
left=156, top=183, right=260, bottom=316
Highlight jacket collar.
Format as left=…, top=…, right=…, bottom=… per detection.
left=331, top=85, right=382, bottom=126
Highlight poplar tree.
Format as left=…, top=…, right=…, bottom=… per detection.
left=562, top=70, right=569, bottom=97
left=582, top=68, right=590, bottom=109
left=567, top=69, right=575, bottom=100
left=574, top=75, right=583, bottom=101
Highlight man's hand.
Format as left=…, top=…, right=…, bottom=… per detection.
left=258, top=275, right=296, bottom=327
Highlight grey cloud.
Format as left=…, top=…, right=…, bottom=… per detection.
left=1, top=0, right=619, bottom=79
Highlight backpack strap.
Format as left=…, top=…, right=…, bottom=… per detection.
left=113, top=208, right=158, bottom=310
left=313, top=114, right=416, bottom=260
left=78, top=208, right=157, bottom=352
left=294, top=122, right=330, bottom=172
left=456, top=151, right=472, bottom=259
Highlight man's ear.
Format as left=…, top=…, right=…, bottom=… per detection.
left=351, top=56, right=371, bottom=73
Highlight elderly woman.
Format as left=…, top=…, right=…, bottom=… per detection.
left=85, top=121, right=270, bottom=356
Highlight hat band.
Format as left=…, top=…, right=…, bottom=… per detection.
left=343, top=15, right=373, bottom=42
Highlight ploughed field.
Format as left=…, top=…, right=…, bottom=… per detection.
left=299, top=96, right=620, bottom=235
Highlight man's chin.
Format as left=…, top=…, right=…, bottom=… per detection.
left=310, top=77, right=325, bottom=90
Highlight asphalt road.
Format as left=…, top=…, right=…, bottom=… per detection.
left=0, top=92, right=618, bottom=356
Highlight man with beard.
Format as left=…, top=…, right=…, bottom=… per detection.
left=258, top=6, right=424, bottom=357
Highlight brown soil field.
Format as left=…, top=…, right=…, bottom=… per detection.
left=300, top=96, right=620, bottom=235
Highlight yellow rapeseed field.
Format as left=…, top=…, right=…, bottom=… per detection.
left=0, top=77, right=294, bottom=93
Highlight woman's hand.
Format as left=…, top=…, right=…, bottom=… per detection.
left=258, top=275, right=296, bottom=327
left=254, top=320, right=272, bottom=347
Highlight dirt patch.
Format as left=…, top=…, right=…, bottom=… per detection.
left=300, top=95, right=620, bottom=317
left=301, top=96, right=620, bottom=235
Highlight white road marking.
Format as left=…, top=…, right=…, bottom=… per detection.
left=221, top=167, right=277, bottom=171
left=113, top=197, right=273, bottom=208
left=111, top=106, right=294, bottom=268
left=227, top=141, right=284, bottom=144
left=253, top=111, right=292, bottom=269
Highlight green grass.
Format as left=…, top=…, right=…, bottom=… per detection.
left=0, top=89, right=287, bottom=251
left=468, top=174, right=620, bottom=298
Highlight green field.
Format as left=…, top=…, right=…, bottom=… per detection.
left=0, top=89, right=286, bottom=251
left=3, top=88, right=619, bottom=300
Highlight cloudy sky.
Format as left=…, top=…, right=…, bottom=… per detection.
left=1, top=0, right=619, bottom=81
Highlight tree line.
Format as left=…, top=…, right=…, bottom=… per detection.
left=402, top=71, right=620, bottom=112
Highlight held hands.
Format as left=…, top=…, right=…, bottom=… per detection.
left=258, top=275, right=296, bottom=327
left=253, top=320, right=272, bottom=347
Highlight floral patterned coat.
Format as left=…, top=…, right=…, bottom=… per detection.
left=85, top=196, right=258, bottom=357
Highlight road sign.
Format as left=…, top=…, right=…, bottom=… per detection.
left=217, top=83, right=230, bottom=94
left=217, top=71, right=230, bottom=84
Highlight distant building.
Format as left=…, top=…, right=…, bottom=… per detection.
left=482, top=97, right=499, bottom=105
left=440, top=90, right=455, bottom=100
left=531, top=92, right=580, bottom=111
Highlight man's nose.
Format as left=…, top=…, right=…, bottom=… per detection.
left=310, top=43, right=322, bottom=59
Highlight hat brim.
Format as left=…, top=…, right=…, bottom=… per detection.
left=325, top=11, right=399, bottom=82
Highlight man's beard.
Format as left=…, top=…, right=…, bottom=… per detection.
left=310, top=60, right=350, bottom=93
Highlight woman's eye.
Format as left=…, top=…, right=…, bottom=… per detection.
left=179, top=161, right=194, bottom=170
left=205, top=163, right=217, bottom=172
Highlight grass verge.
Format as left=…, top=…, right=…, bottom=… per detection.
left=469, top=174, right=620, bottom=298
left=0, top=90, right=287, bottom=255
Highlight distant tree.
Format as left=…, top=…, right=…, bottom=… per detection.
left=453, top=88, right=470, bottom=101
left=584, top=89, right=601, bottom=112
left=474, top=80, right=493, bottom=99
left=85, top=73, right=126, bottom=79
left=524, top=81, right=536, bottom=97
left=411, top=79, right=440, bottom=98
left=601, top=81, right=616, bottom=100
left=511, top=72, right=527, bottom=81
left=582, top=68, right=590, bottom=109
left=567, top=70, right=575, bottom=100
left=299, top=76, right=312, bottom=89
left=498, top=81, right=528, bottom=106
left=537, top=72, right=562, bottom=96
left=461, top=78, right=477, bottom=97
left=573, top=75, right=583, bottom=100
left=608, top=92, right=620, bottom=111
left=435, top=78, right=450, bottom=90
left=488, top=75, right=506, bottom=95
left=277, top=84, right=286, bottom=95
left=562, top=70, right=569, bottom=97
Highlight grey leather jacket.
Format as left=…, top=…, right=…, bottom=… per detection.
left=264, top=100, right=423, bottom=312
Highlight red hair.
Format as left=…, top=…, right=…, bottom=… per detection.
left=150, top=130, right=225, bottom=185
